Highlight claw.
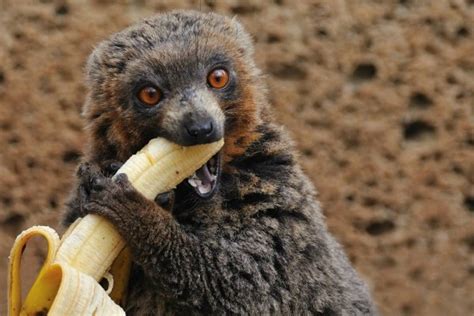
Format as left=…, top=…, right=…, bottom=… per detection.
left=113, top=173, right=129, bottom=185
left=91, top=176, right=106, bottom=192
left=106, top=162, right=124, bottom=175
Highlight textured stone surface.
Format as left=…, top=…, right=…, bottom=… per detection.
left=0, top=1, right=473, bottom=315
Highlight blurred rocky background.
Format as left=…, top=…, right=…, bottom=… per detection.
left=0, top=0, right=473, bottom=315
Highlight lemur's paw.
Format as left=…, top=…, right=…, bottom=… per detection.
left=83, top=172, right=153, bottom=229
left=64, top=162, right=104, bottom=219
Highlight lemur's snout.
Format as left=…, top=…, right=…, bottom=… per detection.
left=160, top=88, right=225, bottom=146
left=183, top=116, right=220, bottom=145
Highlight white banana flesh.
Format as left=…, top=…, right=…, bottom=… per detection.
left=54, top=214, right=126, bottom=281
left=43, top=264, right=125, bottom=316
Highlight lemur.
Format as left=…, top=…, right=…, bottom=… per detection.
left=63, top=10, right=377, bottom=315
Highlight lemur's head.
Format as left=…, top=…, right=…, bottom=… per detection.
left=84, top=11, right=264, bottom=198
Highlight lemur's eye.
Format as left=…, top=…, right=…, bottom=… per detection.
left=137, top=86, right=161, bottom=106
left=207, top=68, right=229, bottom=89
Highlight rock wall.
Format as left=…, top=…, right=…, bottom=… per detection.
left=0, top=1, right=473, bottom=315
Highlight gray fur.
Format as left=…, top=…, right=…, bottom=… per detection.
left=64, top=10, right=378, bottom=315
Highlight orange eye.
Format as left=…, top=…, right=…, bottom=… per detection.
left=137, top=86, right=161, bottom=106
left=207, top=68, right=229, bottom=89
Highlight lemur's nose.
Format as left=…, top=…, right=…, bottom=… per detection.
left=184, top=118, right=217, bottom=145
left=186, top=120, right=213, bottom=137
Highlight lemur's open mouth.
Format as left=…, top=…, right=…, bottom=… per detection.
left=185, top=151, right=221, bottom=198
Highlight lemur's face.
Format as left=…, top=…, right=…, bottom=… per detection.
left=84, top=12, right=261, bottom=199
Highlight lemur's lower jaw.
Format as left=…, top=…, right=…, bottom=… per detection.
left=184, top=150, right=222, bottom=198
left=176, top=123, right=223, bottom=199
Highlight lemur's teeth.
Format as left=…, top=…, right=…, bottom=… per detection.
left=197, top=183, right=212, bottom=195
left=187, top=178, right=201, bottom=188
left=187, top=179, right=196, bottom=187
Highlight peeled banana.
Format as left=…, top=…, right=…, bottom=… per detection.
left=117, top=137, right=224, bottom=200
left=8, top=137, right=224, bottom=316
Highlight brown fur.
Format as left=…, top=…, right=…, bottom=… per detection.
left=64, top=11, right=377, bottom=315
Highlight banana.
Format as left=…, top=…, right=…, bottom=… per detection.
left=8, top=226, right=60, bottom=316
left=55, top=214, right=126, bottom=281
left=108, top=247, right=133, bottom=307
left=8, top=137, right=224, bottom=316
left=22, top=263, right=125, bottom=316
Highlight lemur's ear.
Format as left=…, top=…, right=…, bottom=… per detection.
left=229, top=16, right=255, bottom=57
left=84, top=45, right=103, bottom=87
left=81, top=46, right=104, bottom=120
left=82, top=41, right=112, bottom=119
left=85, top=38, right=129, bottom=87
